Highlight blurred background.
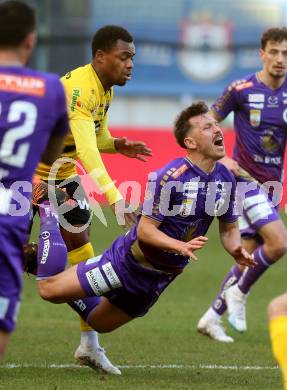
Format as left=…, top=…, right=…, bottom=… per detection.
left=26, top=0, right=287, bottom=128
left=24, top=0, right=287, bottom=204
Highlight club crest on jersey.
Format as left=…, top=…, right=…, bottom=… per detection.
left=179, top=198, right=194, bottom=217
left=249, top=109, right=261, bottom=127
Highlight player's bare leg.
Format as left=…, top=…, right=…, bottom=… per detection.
left=88, top=297, right=132, bottom=332
left=33, top=187, right=121, bottom=374
left=38, top=266, right=129, bottom=374
left=38, top=265, right=86, bottom=303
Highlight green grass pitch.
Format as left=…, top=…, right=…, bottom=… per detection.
left=1, top=208, right=285, bottom=389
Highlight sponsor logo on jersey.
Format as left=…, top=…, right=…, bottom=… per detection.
left=0, top=74, right=45, bottom=96
left=282, top=92, right=287, bottom=98
left=249, top=103, right=264, bottom=109
left=183, top=181, right=199, bottom=191
left=249, top=109, right=261, bottom=127
left=171, top=164, right=188, bottom=179
left=73, top=299, right=86, bottom=311
left=40, top=237, right=50, bottom=264
left=70, top=88, right=81, bottom=112
left=248, top=94, right=265, bottom=103
left=267, top=96, right=279, bottom=107
left=41, top=231, right=50, bottom=240
left=246, top=203, right=272, bottom=224
left=102, top=262, right=122, bottom=289
left=86, top=268, right=110, bottom=296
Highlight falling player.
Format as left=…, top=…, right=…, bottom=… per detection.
left=31, top=102, right=255, bottom=365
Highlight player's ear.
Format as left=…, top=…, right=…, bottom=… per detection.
left=95, top=49, right=105, bottom=64
left=184, top=136, right=197, bottom=150
left=24, top=31, right=36, bottom=51
left=259, top=48, right=265, bottom=62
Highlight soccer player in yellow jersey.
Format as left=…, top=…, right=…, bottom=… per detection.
left=269, top=294, right=287, bottom=389
left=33, top=25, right=151, bottom=374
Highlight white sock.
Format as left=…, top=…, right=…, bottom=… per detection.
left=205, top=307, right=221, bottom=321
left=80, top=331, right=100, bottom=349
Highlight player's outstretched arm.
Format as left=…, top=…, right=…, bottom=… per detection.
left=137, top=216, right=207, bottom=260
left=114, top=137, right=152, bottom=162
left=219, top=220, right=256, bottom=267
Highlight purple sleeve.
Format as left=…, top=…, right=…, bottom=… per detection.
left=51, top=79, right=69, bottom=137
left=218, top=174, right=238, bottom=223
left=211, top=81, right=240, bottom=120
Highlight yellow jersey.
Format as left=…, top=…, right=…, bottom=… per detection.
left=36, top=63, right=122, bottom=205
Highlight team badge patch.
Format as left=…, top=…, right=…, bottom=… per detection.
left=249, top=109, right=261, bottom=127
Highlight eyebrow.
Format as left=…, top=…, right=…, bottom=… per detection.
left=119, top=49, right=136, bottom=55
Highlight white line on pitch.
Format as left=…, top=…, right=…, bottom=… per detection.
left=0, top=363, right=279, bottom=370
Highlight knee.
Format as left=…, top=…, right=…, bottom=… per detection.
left=38, top=280, right=60, bottom=303
left=268, top=295, right=287, bottom=320
left=266, top=239, right=287, bottom=260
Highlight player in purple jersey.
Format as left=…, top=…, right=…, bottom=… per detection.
left=27, top=102, right=254, bottom=361
left=197, top=27, right=287, bottom=342
left=0, top=1, right=68, bottom=359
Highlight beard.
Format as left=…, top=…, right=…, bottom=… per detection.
left=269, top=69, right=286, bottom=78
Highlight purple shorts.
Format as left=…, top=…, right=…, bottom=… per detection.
left=0, top=219, right=28, bottom=332
left=236, top=181, right=280, bottom=241
left=77, top=251, right=177, bottom=318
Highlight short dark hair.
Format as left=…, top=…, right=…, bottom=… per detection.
left=261, top=27, right=287, bottom=50
left=91, top=25, right=133, bottom=57
left=174, top=101, right=209, bottom=149
left=0, top=1, right=36, bottom=48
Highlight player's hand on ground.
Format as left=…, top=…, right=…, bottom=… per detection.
left=115, top=137, right=152, bottom=162
left=111, top=199, right=138, bottom=228
left=232, top=246, right=257, bottom=268
left=220, top=156, right=240, bottom=176
left=177, top=236, right=208, bottom=261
